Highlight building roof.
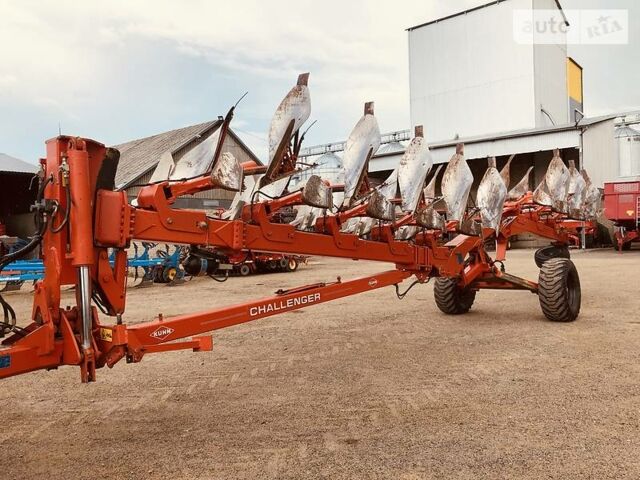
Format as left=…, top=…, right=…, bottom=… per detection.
left=114, top=120, right=219, bottom=189
left=371, top=124, right=582, bottom=172
left=114, top=120, right=261, bottom=189
left=299, top=111, right=626, bottom=174
left=407, top=0, right=567, bottom=31
left=0, top=153, right=38, bottom=174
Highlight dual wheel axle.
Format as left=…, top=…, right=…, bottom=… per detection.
left=434, top=247, right=580, bottom=323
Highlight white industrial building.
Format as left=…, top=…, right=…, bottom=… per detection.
left=299, top=0, right=640, bottom=193
left=408, top=0, right=572, bottom=142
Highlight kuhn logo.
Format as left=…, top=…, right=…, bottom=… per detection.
left=368, top=279, right=378, bottom=287
left=150, top=326, right=174, bottom=340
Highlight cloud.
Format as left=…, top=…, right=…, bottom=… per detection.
left=1, top=0, right=637, bottom=163
left=1, top=0, right=468, bottom=160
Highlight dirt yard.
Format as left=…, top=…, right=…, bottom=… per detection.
left=1, top=249, right=640, bottom=479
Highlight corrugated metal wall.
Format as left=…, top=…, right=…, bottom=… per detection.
left=582, top=119, right=617, bottom=186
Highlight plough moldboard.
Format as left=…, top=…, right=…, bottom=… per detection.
left=0, top=73, right=601, bottom=382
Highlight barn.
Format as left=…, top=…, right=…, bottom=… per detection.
left=114, top=119, right=261, bottom=210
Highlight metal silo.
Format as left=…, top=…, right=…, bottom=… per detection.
left=616, top=125, right=640, bottom=177
left=291, top=151, right=344, bottom=187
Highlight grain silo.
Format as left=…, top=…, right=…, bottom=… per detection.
left=616, top=125, right=640, bottom=177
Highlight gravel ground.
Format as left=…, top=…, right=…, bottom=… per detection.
left=1, top=248, right=639, bottom=479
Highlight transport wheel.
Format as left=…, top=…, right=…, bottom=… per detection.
left=433, top=277, right=476, bottom=314
left=537, top=258, right=581, bottom=322
left=534, top=245, right=570, bottom=268
left=162, top=266, right=177, bottom=283
left=152, top=266, right=164, bottom=283
left=278, top=258, right=289, bottom=270
left=286, top=258, right=299, bottom=272
left=239, top=264, right=251, bottom=276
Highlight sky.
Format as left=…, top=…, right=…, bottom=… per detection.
left=0, top=0, right=638, bottom=165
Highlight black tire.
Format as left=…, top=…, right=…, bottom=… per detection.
left=278, top=258, right=289, bottom=270
left=538, top=258, right=581, bottom=322
left=152, top=266, right=164, bottom=283
left=434, top=277, right=476, bottom=314
left=239, top=264, right=251, bottom=276
left=534, top=245, right=570, bottom=268
left=286, top=258, right=299, bottom=272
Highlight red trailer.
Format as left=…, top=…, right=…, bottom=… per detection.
left=604, top=181, right=640, bottom=251
left=226, top=251, right=307, bottom=276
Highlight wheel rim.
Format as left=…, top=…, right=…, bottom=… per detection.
left=566, top=267, right=581, bottom=315
left=166, top=267, right=177, bottom=281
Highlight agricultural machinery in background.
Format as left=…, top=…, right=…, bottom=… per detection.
left=1, top=241, right=306, bottom=291
left=181, top=246, right=306, bottom=278
left=221, top=251, right=306, bottom=276
left=604, top=180, right=640, bottom=251
left=0, top=242, right=185, bottom=291
left=0, top=72, right=602, bottom=382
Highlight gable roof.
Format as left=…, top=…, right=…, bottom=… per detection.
left=0, top=153, right=38, bottom=174
left=114, top=120, right=221, bottom=189
left=113, top=119, right=263, bottom=190
left=0, top=153, right=39, bottom=173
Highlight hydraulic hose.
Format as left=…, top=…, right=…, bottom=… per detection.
left=0, top=174, right=51, bottom=334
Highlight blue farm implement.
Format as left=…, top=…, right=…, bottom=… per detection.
left=0, top=242, right=185, bottom=291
